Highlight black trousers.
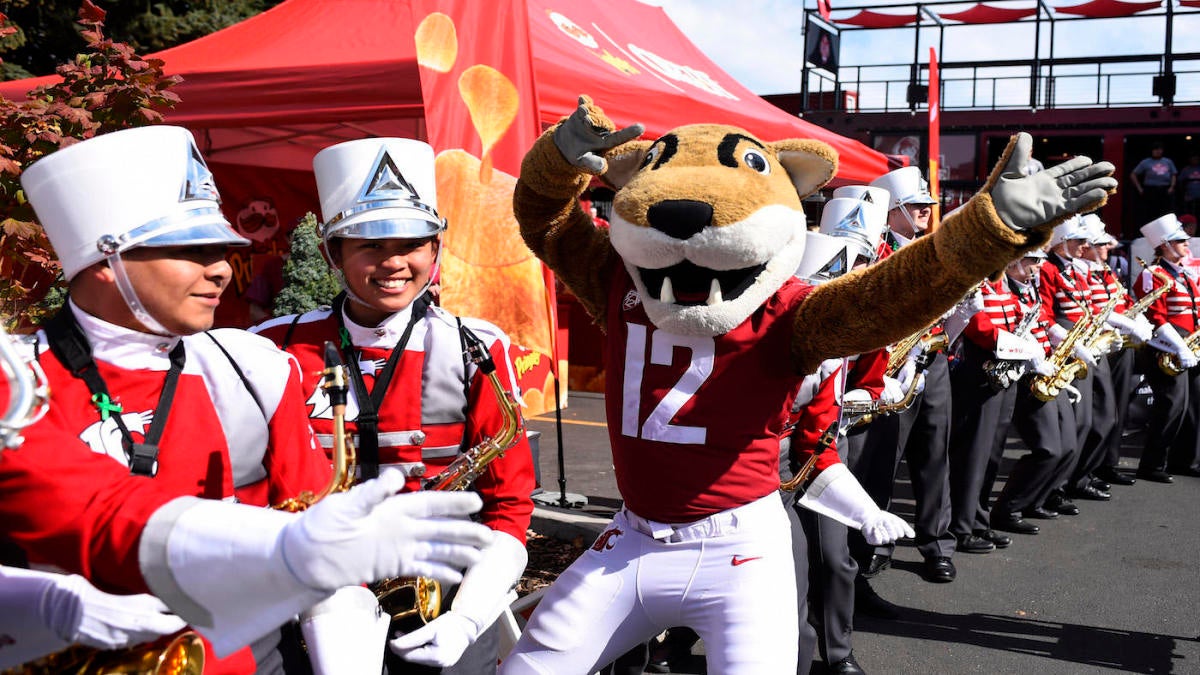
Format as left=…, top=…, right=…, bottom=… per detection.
left=948, top=345, right=1020, bottom=538
left=995, top=383, right=1074, bottom=515
left=1103, top=347, right=1137, bottom=469
left=849, top=352, right=955, bottom=562
left=786, top=497, right=855, bottom=670
left=1140, top=349, right=1200, bottom=473
left=1071, top=356, right=1114, bottom=490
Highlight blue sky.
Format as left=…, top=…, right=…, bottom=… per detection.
left=648, top=0, right=1192, bottom=99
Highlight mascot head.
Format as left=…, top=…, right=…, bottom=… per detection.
left=601, top=124, right=837, bottom=336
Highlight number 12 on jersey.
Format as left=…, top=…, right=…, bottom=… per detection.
left=621, top=323, right=714, bottom=445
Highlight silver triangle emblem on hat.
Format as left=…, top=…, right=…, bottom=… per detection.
left=831, top=202, right=867, bottom=238
left=812, top=248, right=849, bottom=281
left=358, top=147, right=422, bottom=203
left=182, top=140, right=220, bottom=203
left=861, top=191, right=874, bottom=204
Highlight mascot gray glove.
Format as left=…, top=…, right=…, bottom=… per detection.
left=989, top=133, right=1117, bottom=231
left=554, top=95, right=644, bottom=174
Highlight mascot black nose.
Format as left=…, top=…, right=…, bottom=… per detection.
left=646, top=200, right=713, bottom=240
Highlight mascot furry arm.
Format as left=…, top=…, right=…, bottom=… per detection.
left=514, top=96, right=1116, bottom=373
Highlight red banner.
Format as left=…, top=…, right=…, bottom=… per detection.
left=928, top=47, right=941, bottom=227
left=408, top=0, right=562, bottom=415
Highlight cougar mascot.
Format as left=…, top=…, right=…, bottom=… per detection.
left=500, top=96, right=1115, bottom=675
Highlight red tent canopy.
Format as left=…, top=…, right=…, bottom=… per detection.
left=0, top=0, right=891, bottom=181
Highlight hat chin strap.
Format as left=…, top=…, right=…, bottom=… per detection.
left=106, top=253, right=175, bottom=337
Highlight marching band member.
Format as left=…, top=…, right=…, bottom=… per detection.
left=0, top=126, right=493, bottom=674
left=1079, top=214, right=1149, bottom=488
left=947, top=254, right=1043, bottom=553
left=252, top=138, right=536, bottom=674
left=1037, top=217, right=1106, bottom=509
left=850, top=168, right=957, bottom=584
left=1135, top=214, right=1200, bottom=482
left=987, top=250, right=1074, bottom=532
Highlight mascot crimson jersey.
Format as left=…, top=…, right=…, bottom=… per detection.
left=253, top=302, right=535, bottom=543
left=610, top=273, right=843, bottom=522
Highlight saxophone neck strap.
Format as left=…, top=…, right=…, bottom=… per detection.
left=41, top=306, right=185, bottom=477
left=333, top=292, right=430, bottom=480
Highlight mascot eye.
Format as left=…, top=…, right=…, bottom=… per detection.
left=640, top=145, right=662, bottom=170
left=743, top=149, right=770, bottom=174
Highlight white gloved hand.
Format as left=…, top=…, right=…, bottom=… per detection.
left=390, top=532, right=527, bottom=668
left=988, top=132, right=1117, bottom=231
left=389, top=612, right=476, bottom=668
left=1070, top=342, right=1098, bottom=367
left=1028, top=356, right=1056, bottom=377
left=842, top=388, right=871, bottom=405
left=1149, top=324, right=1197, bottom=369
left=910, top=372, right=927, bottom=397
left=283, top=477, right=494, bottom=590
left=1063, top=382, right=1083, bottom=404
left=1047, top=323, right=1069, bottom=346
left=1105, top=312, right=1146, bottom=341
left=795, top=464, right=915, bottom=545
left=1180, top=350, right=1199, bottom=370
left=880, top=377, right=905, bottom=405
left=1132, top=314, right=1154, bottom=343
left=895, top=358, right=918, bottom=390
left=41, top=573, right=186, bottom=649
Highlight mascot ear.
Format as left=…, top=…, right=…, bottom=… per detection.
left=771, top=139, right=838, bottom=200
left=602, top=140, right=653, bottom=189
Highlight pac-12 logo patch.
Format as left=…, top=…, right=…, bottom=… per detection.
left=622, top=290, right=641, bottom=311
left=592, top=527, right=623, bottom=552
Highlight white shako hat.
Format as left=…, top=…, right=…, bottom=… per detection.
left=795, top=231, right=852, bottom=284
left=1081, top=213, right=1116, bottom=246
left=1140, top=213, right=1188, bottom=249
left=1022, top=247, right=1049, bottom=260
left=818, top=197, right=887, bottom=263
left=831, top=185, right=892, bottom=210
left=314, top=138, right=445, bottom=248
left=21, top=125, right=247, bottom=281
left=868, top=166, right=936, bottom=210
left=1049, top=215, right=1090, bottom=249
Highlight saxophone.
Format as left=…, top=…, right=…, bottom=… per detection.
left=1029, top=302, right=1094, bottom=402
left=371, top=326, right=524, bottom=630
left=1157, top=327, right=1200, bottom=376
left=780, top=421, right=839, bottom=492
left=844, top=319, right=946, bottom=429
left=1083, top=287, right=1128, bottom=357
left=1123, top=259, right=1173, bottom=349
left=981, top=300, right=1042, bottom=390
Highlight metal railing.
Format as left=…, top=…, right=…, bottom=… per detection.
left=803, top=53, right=1200, bottom=113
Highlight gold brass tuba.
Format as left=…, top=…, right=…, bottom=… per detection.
left=372, top=326, right=524, bottom=630
left=4, top=633, right=205, bottom=675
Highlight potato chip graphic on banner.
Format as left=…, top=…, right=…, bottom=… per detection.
left=458, top=65, right=519, bottom=184
left=415, top=12, right=457, bottom=73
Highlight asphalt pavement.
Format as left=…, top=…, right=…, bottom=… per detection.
left=524, top=391, right=1200, bottom=675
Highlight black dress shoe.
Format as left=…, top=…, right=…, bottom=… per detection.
left=1022, top=505, right=1060, bottom=520
left=854, top=579, right=901, bottom=619
left=861, top=553, right=892, bottom=578
left=1090, top=477, right=1112, bottom=492
left=976, top=529, right=1012, bottom=548
left=1069, top=484, right=1112, bottom=501
left=1096, top=466, right=1136, bottom=485
left=827, top=652, right=866, bottom=674
left=923, top=556, right=957, bottom=583
left=991, top=512, right=1040, bottom=535
left=1137, top=469, right=1174, bottom=484
left=956, top=534, right=996, bottom=554
left=1044, top=493, right=1080, bottom=516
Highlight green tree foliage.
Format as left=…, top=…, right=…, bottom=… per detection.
left=0, top=1, right=182, bottom=328
left=0, top=0, right=284, bottom=80
left=273, top=212, right=341, bottom=317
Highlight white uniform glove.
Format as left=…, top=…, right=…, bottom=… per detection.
left=0, top=567, right=185, bottom=667
left=1028, top=356, right=1056, bottom=377
left=987, top=132, right=1117, bottom=231
left=796, top=464, right=915, bottom=546
left=1062, top=382, right=1083, bottom=404
left=141, top=472, right=493, bottom=657
left=995, top=330, right=1045, bottom=360
left=880, top=376, right=905, bottom=405
left=1047, top=323, right=1069, bottom=346
left=1071, top=342, right=1098, bottom=367
left=390, top=533, right=528, bottom=668
left=1149, top=324, right=1198, bottom=368
left=842, top=388, right=871, bottom=405
left=1105, top=312, right=1151, bottom=342
left=1132, top=314, right=1154, bottom=344
left=896, top=357, right=919, bottom=389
